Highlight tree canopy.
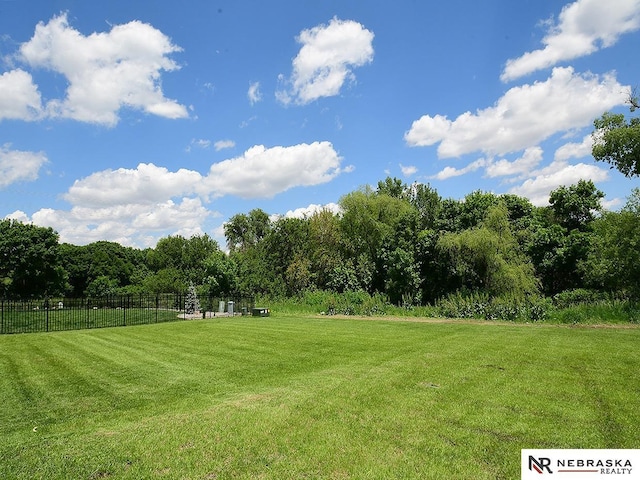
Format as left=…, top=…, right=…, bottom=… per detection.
left=592, top=91, right=640, bottom=177
left=0, top=220, right=67, bottom=298
left=1, top=177, right=636, bottom=305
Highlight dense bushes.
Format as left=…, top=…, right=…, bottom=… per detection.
left=552, top=288, right=616, bottom=308
left=263, top=290, right=389, bottom=317
left=434, top=292, right=551, bottom=322
left=261, top=289, right=637, bottom=324
left=548, top=289, right=639, bottom=324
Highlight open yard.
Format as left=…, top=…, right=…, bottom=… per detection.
left=1, top=315, right=638, bottom=479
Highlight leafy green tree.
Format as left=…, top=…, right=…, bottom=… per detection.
left=224, top=208, right=271, bottom=253
left=496, top=194, right=538, bottom=249
left=60, top=242, right=149, bottom=296
left=340, top=183, right=441, bottom=300
left=549, top=180, right=604, bottom=231
left=414, top=229, right=454, bottom=303
left=326, top=261, right=362, bottom=293
left=408, top=182, right=442, bottom=230
left=379, top=208, right=423, bottom=305
left=339, top=187, right=413, bottom=292
left=232, top=244, right=283, bottom=297
left=437, top=205, right=539, bottom=297
left=147, top=235, right=187, bottom=271
left=84, top=275, right=118, bottom=297
left=142, top=267, right=186, bottom=294
left=377, top=177, right=442, bottom=230
left=376, top=176, right=407, bottom=199
left=59, top=243, right=92, bottom=296
left=592, top=91, right=640, bottom=177
left=285, top=254, right=314, bottom=295
left=182, top=234, right=220, bottom=282
left=223, top=209, right=282, bottom=297
left=202, top=249, right=237, bottom=297
left=524, top=181, right=602, bottom=295
left=383, top=247, right=421, bottom=305
left=436, top=198, right=463, bottom=232
left=147, top=234, right=219, bottom=286
left=308, top=209, right=344, bottom=290
left=500, top=194, right=534, bottom=229
left=0, top=220, right=67, bottom=298
left=525, top=223, right=569, bottom=295
left=583, top=188, right=640, bottom=298
left=87, top=242, right=135, bottom=285
left=458, top=191, right=501, bottom=231
left=263, top=217, right=310, bottom=285
left=224, top=214, right=252, bottom=253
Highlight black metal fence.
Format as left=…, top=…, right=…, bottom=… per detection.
left=0, top=294, right=254, bottom=334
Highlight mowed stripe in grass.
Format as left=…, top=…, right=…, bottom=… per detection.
left=0, top=317, right=638, bottom=479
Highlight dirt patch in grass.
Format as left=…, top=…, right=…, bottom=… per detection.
left=226, top=392, right=273, bottom=408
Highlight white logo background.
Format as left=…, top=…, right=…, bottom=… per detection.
left=522, top=449, right=640, bottom=479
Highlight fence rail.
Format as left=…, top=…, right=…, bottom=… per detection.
left=0, top=294, right=254, bottom=335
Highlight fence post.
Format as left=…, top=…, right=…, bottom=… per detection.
left=140, top=293, right=145, bottom=325
left=1, top=299, right=3, bottom=334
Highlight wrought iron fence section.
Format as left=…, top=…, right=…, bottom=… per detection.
left=0, top=294, right=253, bottom=334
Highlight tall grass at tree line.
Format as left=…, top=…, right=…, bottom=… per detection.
left=264, top=290, right=390, bottom=316
left=260, top=289, right=640, bottom=324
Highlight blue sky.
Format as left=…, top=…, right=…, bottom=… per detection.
left=1, top=0, right=639, bottom=247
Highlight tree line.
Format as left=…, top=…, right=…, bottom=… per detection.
left=2, top=178, right=639, bottom=304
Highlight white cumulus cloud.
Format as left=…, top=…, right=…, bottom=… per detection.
left=277, top=17, right=374, bottom=105
left=400, top=164, right=418, bottom=177
left=24, top=197, right=211, bottom=247
left=485, top=147, right=544, bottom=179
left=205, top=142, right=346, bottom=198
left=62, top=143, right=344, bottom=205
left=0, top=69, right=43, bottom=121
left=64, top=163, right=202, bottom=207
left=431, top=159, right=486, bottom=181
left=501, top=0, right=640, bottom=82
left=554, top=134, right=594, bottom=162
left=405, top=67, right=627, bottom=158
left=0, top=145, right=48, bottom=188
left=281, top=202, right=343, bottom=219
left=18, top=13, right=188, bottom=125
left=509, top=161, right=609, bottom=206
left=15, top=141, right=348, bottom=246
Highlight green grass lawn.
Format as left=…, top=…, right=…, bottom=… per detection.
left=1, top=316, right=638, bottom=479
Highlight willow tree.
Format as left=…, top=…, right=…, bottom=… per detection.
left=437, top=205, right=539, bottom=298
left=339, top=187, right=414, bottom=293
